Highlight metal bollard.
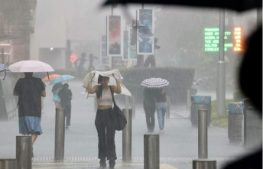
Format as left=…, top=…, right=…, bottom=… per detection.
left=16, top=135, right=32, bottom=169
left=166, top=96, right=170, bottom=119
left=132, top=95, right=135, bottom=118
left=144, top=134, right=159, bottom=169
left=186, top=89, right=191, bottom=111
left=198, top=110, right=208, bottom=159
left=193, top=159, right=216, bottom=169
left=122, top=109, right=132, bottom=161
left=125, top=95, right=129, bottom=109
left=55, top=108, right=65, bottom=161
left=0, top=159, right=17, bottom=169
left=94, top=97, right=97, bottom=112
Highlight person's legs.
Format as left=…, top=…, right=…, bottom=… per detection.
left=149, top=108, right=155, bottom=132
left=95, top=112, right=107, bottom=161
left=144, top=106, right=151, bottom=131
left=106, top=110, right=117, bottom=168
left=156, top=103, right=163, bottom=130
left=31, top=134, right=38, bottom=145
left=162, top=103, right=167, bottom=129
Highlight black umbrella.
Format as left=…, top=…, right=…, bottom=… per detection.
left=103, top=0, right=261, bottom=12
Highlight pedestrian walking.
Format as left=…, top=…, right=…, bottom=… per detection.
left=75, top=53, right=87, bottom=78
left=58, top=83, right=72, bottom=128
left=87, top=53, right=98, bottom=73
left=52, top=82, right=63, bottom=108
left=155, top=87, right=167, bottom=133
left=87, top=73, right=122, bottom=169
left=13, top=72, right=46, bottom=157
left=143, top=88, right=156, bottom=133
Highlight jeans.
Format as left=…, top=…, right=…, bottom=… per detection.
left=95, top=108, right=117, bottom=160
left=156, top=102, right=167, bottom=130
left=143, top=103, right=156, bottom=132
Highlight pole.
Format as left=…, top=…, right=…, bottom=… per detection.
left=122, top=109, right=132, bottom=161
left=217, top=9, right=226, bottom=115
left=193, top=159, right=216, bottom=169
left=144, top=134, right=159, bottom=169
left=1, top=48, right=4, bottom=64
left=94, top=97, right=97, bottom=112
left=166, top=95, right=170, bottom=119
left=16, top=135, right=32, bottom=169
left=132, top=95, right=135, bottom=118
left=0, top=159, right=17, bottom=169
left=111, top=5, right=113, bottom=16
left=186, top=89, right=191, bottom=111
left=55, top=108, right=65, bottom=161
left=257, top=8, right=262, bottom=27
left=198, top=110, right=208, bottom=159
left=125, top=95, right=129, bottom=109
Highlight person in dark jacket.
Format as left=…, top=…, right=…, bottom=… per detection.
left=58, top=83, right=72, bottom=128
left=143, top=88, right=156, bottom=133
left=13, top=72, right=46, bottom=157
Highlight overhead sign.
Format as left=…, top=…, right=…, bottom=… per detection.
left=233, top=27, right=243, bottom=52
left=107, top=16, right=122, bottom=56
left=204, top=28, right=233, bottom=52
left=137, top=9, right=154, bottom=55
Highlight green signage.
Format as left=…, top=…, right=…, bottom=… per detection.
left=204, top=28, right=233, bottom=52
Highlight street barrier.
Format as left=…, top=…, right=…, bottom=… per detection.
left=16, top=135, right=31, bottom=169
left=0, top=159, right=17, bottom=169
left=55, top=108, right=65, bottom=161
left=144, top=134, right=159, bottom=169
left=122, top=109, right=132, bottom=161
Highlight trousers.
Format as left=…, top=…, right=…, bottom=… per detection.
left=95, top=108, right=117, bottom=160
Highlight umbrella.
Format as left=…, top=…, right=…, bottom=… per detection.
left=103, top=0, right=261, bottom=12
left=49, top=75, right=75, bottom=85
left=8, top=60, right=54, bottom=72
left=141, top=78, right=169, bottom=88
left=0, top=64, right=10, bottom=80
left=42, top=74, right=61, bottom=82
left=0, top=64, right=9, bottom=72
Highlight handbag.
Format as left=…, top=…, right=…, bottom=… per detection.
left=109, top=86, right=127, bottom=131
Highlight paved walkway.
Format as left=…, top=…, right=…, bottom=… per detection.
left=0, top=80, right=247, bottom=169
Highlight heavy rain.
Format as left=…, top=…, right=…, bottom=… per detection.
left=0, top=0, right=261, bottom=169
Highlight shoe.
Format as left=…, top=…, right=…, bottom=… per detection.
left=99, top=159, right=106, bottom=167
left=109, top=160, right=115, bottom=169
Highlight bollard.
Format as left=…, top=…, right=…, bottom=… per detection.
left=193, top=159, right=216, bottom=169
left=166, top=96, right=170, bottom=119
left=94, top=97, right=97, bottom=112
left=125, top=95, right=129, bottom=109
left=132, top=95, right=135, bottom=118
left=55, top=108, right=65, bottom=161
left=144, top=134, right=159, bottom=169
left=0, top=159, right=17, bottom=169
left=122, top=109, right=132, bottom=161
left=198, top=110, right=208, bottom=159
left=16, top=135, right=32, bottom=169
left=186, top=89, right=191, bottom=111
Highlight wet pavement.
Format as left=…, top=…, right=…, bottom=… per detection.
left=0, top=80, right=248, bottom=168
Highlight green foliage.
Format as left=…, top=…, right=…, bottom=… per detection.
left=211, top=99, right=234, bottom=128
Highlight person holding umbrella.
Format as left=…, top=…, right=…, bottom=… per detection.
left=9, top=60, right=54, bottom=157
left=87, top=71, right=122, bottom=169
left=58, top=83, right=72, bottom=128
left=141, top=78, right=169, bottom=133
left=13, top=72, right=46, bottom=156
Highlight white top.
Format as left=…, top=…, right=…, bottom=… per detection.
left=97, top=88, right=113, bottom=106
